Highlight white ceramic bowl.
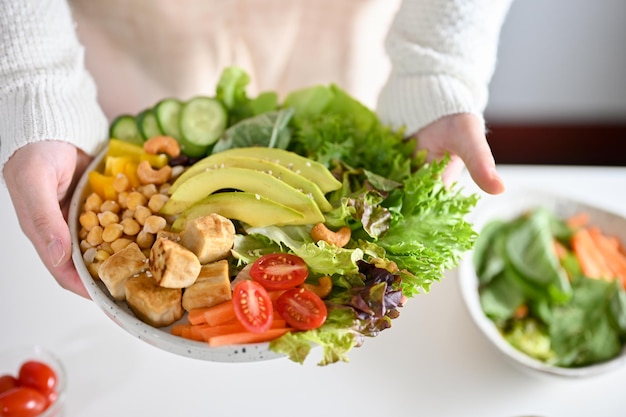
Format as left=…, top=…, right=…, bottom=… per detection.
left=459, top=189, right=626, bottom=378
left=0, top=345, right=66, bottom=416
left=69, top=149, right=283, bottom=363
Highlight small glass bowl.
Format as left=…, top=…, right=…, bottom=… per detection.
left=0, top=345, right=66, bottom=416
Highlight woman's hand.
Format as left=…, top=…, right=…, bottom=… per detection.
left=3, top=141, right=92, bottom=298
left=415, top=113, right=505, bottom=195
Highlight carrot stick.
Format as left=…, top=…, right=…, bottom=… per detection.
left=198, top=318, right=289, bottom=342
left=171, top=323, right=193, bottom=337
left=187, top=307, right=212, bottom=325
left=587, top=227, right=626, bottom=283
left=189, top=324, right=212, bottom=342
left=203, top=301, right=237, bottom=326
left=571, top=228, right=613, bottom=279
left=567, top=212, right=590, bottom=229
left=208, top=328, right=292, bottom=348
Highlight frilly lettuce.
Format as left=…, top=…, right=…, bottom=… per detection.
left=214, top=66, right=478, bottom=364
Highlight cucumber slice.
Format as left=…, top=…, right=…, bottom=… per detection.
left=155, top=98, right=183, bottom=140
left=109, top=115, right=144, bottom=145
left=179, top=97, right=227, bottom=147
left=137, top=109, right=163, bottom=140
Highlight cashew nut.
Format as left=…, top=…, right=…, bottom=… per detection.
left=143, top=135, right=181, bottom=158
left=303, top=275, right=333, bottom=299
left=310, top=223, right=351, bottom=248
left=136, top=160, right=172, bottom=185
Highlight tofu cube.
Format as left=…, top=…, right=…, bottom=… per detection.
left=149, top=237, right=201, bottom=288
left=98, top=243, right=147, bottom=300
left=124, top=272, right=183, bottom=327
left=180, top=214, right=235, bottom=264
left=182, top=260, right=232, bottom=311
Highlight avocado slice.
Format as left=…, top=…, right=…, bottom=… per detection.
left=171, top=147, right=342, bottom=194
left=170, top=192, right=305, bottom=231
left=169, top=156, right=332, bottom=212
left=161, top=166, right=324, bottom=224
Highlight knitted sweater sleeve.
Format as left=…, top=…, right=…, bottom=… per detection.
left=0, top=0, right=108, bottom=173
left=377, top=0, right=514, bottom=135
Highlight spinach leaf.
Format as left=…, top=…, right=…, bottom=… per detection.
left=550, top=276, right=622, bottom=367
left=473, top=219, right=508, bottom=285
left=212, top=109, right=294, bottom=153
left=505, top=208, right=572, bottom=302
left=480, top=272, right=526, bottom=321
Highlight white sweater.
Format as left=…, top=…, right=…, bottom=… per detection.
left=0, top=0, right=512, bottom=172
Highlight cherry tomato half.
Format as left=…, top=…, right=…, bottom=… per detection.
left=232, top=280, right=274, bottom=334
left=0, top=376, right=18, bottom=396
left=276, top=287, right=328, bottom=331
left=250, top=253, right=309, bottom=291
left=0, top=387, right=47, bottom=417
left=17, top=361, right=57, bottom=400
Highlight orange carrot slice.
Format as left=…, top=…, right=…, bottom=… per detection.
left=203, top=301, right=237, bottom=326
left=571, top=228, right=612, bottom=279
left=207, top=328, right=292, bottom=348
left=567, top=212, right=590, bottom=229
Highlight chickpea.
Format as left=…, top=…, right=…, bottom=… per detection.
left=82, top=247, right=97, bottom=265
left=79, top=211, right=99, bottom=231
left=85, top=225, right=104, bottom=246
left=98, top=211, right=120, bottom=228
left=148, top=194, right=169, bottom=213
left=139, top=184, right=158, bottom=199
left=117, top=191, right=129, bottom=209
left=134, top=205, right=152, bottom=226
left=136, top=230, right=155, bottom=250
left=126, top=191, right=147, bottom=211
left=100, top=199, right=121, bottom=214
left=79, top=239, right=92, bottom=252
left=102, top=223, right=124, bottom=243
left=120, top=218, right=141, bottom=236
left=143, top=215, right=167, bottom=234
left=84, top=192, right=103, bottom=212
left=94, top=249, right=112, bottom=262
left=110, top=238, right=133, bottom=253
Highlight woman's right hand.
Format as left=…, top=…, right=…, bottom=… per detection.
left=3, top=141, right=92, bottom=298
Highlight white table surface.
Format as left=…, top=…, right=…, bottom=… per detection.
left=2, top=165, right=626, bottom=417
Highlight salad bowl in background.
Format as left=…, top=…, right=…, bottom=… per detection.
left=458, top=188, right=626, bottom=378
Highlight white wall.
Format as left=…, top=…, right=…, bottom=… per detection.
left=486, top=0, right=626, bottom=122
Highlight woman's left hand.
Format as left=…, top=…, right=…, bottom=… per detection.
left=414, top=113, right=505, bottom=195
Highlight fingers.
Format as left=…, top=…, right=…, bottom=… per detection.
left=416, top=114, right=505, bottom=195
left=456, top=129, right=506, bottom=195
left=3, top=142, right=90, bottom=298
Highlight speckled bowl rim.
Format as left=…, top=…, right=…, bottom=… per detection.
left=459, top=188, right=626, bottom=378
left=70, top=147, right=284, bottom=363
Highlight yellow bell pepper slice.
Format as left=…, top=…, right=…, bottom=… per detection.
left=106, top=139, right=168, bottom=168
left=88, top=171, right=117, bottom=201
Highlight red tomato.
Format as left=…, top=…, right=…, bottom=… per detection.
left=17, top=361, right=57, bottom=399
left=0, top=387, right=47, bottom=417
left=250, top=253, right=309, bottom=291
left=0, top=376, right=18, bottom=396
left=276, top=287, right=328, bottom=330
left=232, top=280, right=274, bottom=334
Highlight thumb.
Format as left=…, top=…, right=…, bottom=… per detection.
left=4, top=143, right=89, bottom=297
left=456, top=126, right=506, bottom=195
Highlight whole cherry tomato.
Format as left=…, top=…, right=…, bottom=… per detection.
left=0, top=376, right=18, bottom=396
left=17, top=361, right=58, bottom=400
left=0, top=387, right=47, bottom=417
